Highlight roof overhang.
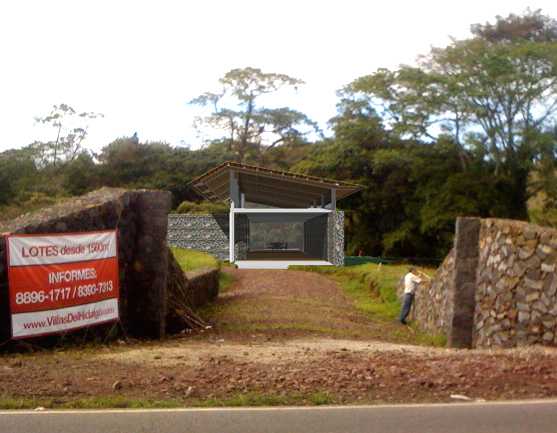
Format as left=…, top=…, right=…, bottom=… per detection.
left=189, top=162, right=362, bottom=208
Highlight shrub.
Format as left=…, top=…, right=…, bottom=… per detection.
left=175, top=201, right=229, bottom=214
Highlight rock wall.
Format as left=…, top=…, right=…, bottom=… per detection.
left=449, top=217, right=481, bottom=348
left=169, top=211, right=346, bottom=265
left=474, top=219, right=557, bottom=348
left=328, top=211, right=345, bottom=266
left=413, top=217, right=557, bottom=349
left=405, top=249, right=455, bottom=336
left=167, top=214, right=229, bottom=260
left=0, top=188, right=199, bottom=342
left=186, top=269, right=220, bottom=308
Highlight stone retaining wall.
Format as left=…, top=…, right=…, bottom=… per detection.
left=186, top=269, right=220, bottom=308
left=168, top=211, right=345, bottom=265
left=404, top=249, right=455, bottom=336
left=411, top=217, right=557, bottom=349
left=167, top=214, right=229, bottom=260
left=474, top=219, right=557, bottom=348
left=0, top=188, right=200, bottom=342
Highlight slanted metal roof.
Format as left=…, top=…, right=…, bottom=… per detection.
left=189, top=161, right=362, bottom=208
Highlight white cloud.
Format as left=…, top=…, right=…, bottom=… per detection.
left=0, top=0, right=556, bottom=151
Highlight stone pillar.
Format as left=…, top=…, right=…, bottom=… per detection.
left=0, top=238, right=9, bottom=342
left=128, top=191, right=172, bottom=339
left=448, top=217, right=481, bottom=348
left=327, top=211, right=344, bottom=266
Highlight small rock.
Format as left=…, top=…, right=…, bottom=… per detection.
left=518, top=311, right=530, bottom=324
left=34, top=407, right=45, bottom=411
left=450, top=394, right=472, bottom=401
left=525, top=280, right=543, bottom=292
left=185, top=386, right=194, bottom=398
left=153, top=355, right=162, bottom=360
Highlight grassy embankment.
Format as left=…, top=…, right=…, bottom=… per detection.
left=170, top=247, right=234, bottom=290
left=292, top=262, right=446, bottom=346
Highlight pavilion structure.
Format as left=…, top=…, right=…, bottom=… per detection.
left=189, top=161, right=361, bottom=269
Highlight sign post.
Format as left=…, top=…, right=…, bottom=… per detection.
left=6, top=231, right=120, bottom=339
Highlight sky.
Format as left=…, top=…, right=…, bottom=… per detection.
left=1, top=0, right=557, bottom=153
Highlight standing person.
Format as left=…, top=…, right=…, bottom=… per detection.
left=399, top=267, right=424, bottom=325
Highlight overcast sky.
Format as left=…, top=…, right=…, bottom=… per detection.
left=1, top=0, right=557, bottom=153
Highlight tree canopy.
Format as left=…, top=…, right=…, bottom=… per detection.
left=190, top=67, right=319, bottom=161
left=2, top=10, right=557, bottom=260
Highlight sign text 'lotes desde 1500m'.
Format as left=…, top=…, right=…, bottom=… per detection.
left=5, top=231, right=120, bottom=339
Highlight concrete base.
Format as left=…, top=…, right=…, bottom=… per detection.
left=235, top=260, right=333, bottom=270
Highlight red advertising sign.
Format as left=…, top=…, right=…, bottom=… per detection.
left=6, top=230, right=119, bottom=339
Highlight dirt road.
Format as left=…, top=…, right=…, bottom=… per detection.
left=202, top=268, right=411, bottom=342
left=1, top=269, right=557, bottom=407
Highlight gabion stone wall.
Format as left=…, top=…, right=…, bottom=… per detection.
left=328, top=211, right=345, bottom=266
left=168, top=211, right=346, bottom=266
left=167, top=214, right=229, bottom=260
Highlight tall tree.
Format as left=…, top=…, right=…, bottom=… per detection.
left=341, top=10, right=557, bottom=218
left=190, top=67, right=319, bottom=161
left=33, top=103, right=102, bottom=167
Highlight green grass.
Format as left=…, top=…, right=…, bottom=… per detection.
left=171, top=247, right=219, bottom=272
left=291, top=263, right=426, bottom=321
left=0, top=392, right=335, bottom=410
left=218, top=271, right=235, bottom=292
left=290, top=263, right=446, bottom=347
left=0, top=396, right=183, bottom=410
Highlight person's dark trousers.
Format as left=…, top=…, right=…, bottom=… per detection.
left=399, top=293, right=414, bottom=324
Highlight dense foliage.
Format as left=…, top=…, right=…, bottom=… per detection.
left=2, top=11, right=557, bottom=259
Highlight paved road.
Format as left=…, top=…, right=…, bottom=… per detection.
left=1, top=400, right=557, bottom=433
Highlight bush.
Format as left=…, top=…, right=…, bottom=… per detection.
left=175, top=201, right=229, bottom=214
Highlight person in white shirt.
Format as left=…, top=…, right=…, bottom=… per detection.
left=399, top=267, right=423, bottom=325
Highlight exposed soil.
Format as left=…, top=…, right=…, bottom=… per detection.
left=199, top=268, right=413, bottom=342
left=1, top=269, right=557, bottom=406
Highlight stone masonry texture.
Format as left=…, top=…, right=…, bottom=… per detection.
left=167, top=214, right=229, bottom=260
left=408, top=217, right=557, bottom=349
left=168, top=211, right=345, bottom=265
left=0, top=187, right=190, bottom=342
left=474, top=218, right=557, bottom=348
left=328, top=211, right=345, bottom=266
left=448, top=217, right=481, bottom=348
left=401, top=249, right=455, bottom=336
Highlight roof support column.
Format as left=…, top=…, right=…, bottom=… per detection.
left=331, top=188, right=336, bottom=210
left=229, top=170, right=240, bottom=207
left=229, top=202, right=235, bottom=263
